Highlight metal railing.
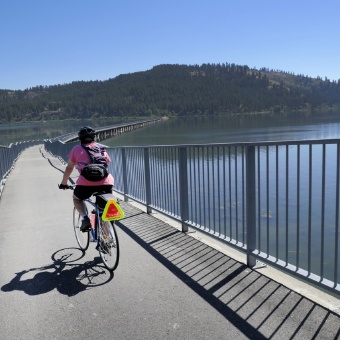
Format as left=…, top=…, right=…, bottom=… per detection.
left=45, top=139, right=340, bottom=295
left=0, top=141, right=42, bottom=196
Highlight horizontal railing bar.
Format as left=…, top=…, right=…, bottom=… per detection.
left=104, top=138, right=340, bottom=150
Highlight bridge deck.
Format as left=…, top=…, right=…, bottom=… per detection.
left=0, top=145, right=339, bottom=340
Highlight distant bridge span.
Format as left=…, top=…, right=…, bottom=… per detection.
left=58, top=117, right=167, bottom=143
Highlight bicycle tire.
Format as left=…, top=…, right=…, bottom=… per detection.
left=73, top=208, right=90, bottom=251
left=98, top=220, right=119, bottom=271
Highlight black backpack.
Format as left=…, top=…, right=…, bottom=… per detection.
left=80, top=144, right=109, bottom=181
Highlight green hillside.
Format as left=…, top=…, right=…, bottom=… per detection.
left=1, top=63, right=340, bottom=123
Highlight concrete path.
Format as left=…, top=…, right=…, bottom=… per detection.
left=0, top=145, right=339, bottom=340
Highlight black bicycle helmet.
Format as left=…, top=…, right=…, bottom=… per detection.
left=78, top=126, right=95, bottom=143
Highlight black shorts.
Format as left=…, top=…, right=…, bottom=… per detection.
left=73, top=185, right=113, bottom=201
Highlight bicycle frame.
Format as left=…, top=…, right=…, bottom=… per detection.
left=84, top=197, right=101, bottom=243
left=67, top=185, right=121, bottom=271
left=82, top=192, right=120, bottom=271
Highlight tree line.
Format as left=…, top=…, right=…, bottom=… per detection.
left=1, top=63, right=340, bottom=123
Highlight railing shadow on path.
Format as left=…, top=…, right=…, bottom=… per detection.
left=40, top=146, right=67, bottom=172
left=116, top=203, right=340, bottom=340
left=1, top=248, right=114, bottom=297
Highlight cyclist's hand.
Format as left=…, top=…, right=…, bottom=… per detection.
left=59, top=184, right=69, bottom=190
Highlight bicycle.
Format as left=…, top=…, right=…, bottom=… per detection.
left=63, top=186, right=123, bottom=272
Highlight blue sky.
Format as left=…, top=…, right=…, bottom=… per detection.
left=1, top=0, right=340, bottom=90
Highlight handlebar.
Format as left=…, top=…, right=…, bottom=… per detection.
left=58, top=184, right=74, bottom=190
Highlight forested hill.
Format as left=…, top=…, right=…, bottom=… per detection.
left=1, top=63, right=340, bottom=123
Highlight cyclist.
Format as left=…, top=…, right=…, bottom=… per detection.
left=59, top=126, right=114, bottom=232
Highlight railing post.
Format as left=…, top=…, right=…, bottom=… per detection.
left=121, top=148, right=129, bottom=202
left=144, top=148, right=152, bottom=214
left=179, top=147, right=189, bottom=232
left=246, top=145, right=257, bottom=267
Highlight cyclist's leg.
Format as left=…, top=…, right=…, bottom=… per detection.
left=73, top=195, right=87, bottom=216
left=73, top=186, right=95, bottom=232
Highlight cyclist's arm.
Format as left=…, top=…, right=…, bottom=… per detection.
left=61, top=159, right=75, bottom=185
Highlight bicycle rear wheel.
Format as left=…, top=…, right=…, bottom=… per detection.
left=73, top=208, right=90, bottom=251
left=98, top=220, right=119, bottom=271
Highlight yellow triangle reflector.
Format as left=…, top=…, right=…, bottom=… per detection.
left=102, top=200, right=125, bottom=221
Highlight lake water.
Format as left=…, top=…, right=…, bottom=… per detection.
left=104, top=111, right=340, bottom=146
left=2, top=111, right=340, bottom=146
left=103, top=111, right=340, bottom=283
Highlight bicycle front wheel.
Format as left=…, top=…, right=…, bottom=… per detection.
left=98, top=220, right=119, bottom=271
left=73, top=208, right=90, bottom=251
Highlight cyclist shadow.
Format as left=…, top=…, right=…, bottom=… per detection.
left=1, top=248, right=114, bottom=297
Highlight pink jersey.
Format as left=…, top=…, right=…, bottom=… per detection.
left=68, top=142, right=114, bottom=186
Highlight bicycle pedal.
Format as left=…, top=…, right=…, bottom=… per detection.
left=95, top=243, right=108, bottom=254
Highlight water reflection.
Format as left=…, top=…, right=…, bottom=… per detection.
left=1, top=111, right=340, bottom=146
left=0, top=118, right=126, bottom=146
left=104, top=111, right=340, bottom=147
